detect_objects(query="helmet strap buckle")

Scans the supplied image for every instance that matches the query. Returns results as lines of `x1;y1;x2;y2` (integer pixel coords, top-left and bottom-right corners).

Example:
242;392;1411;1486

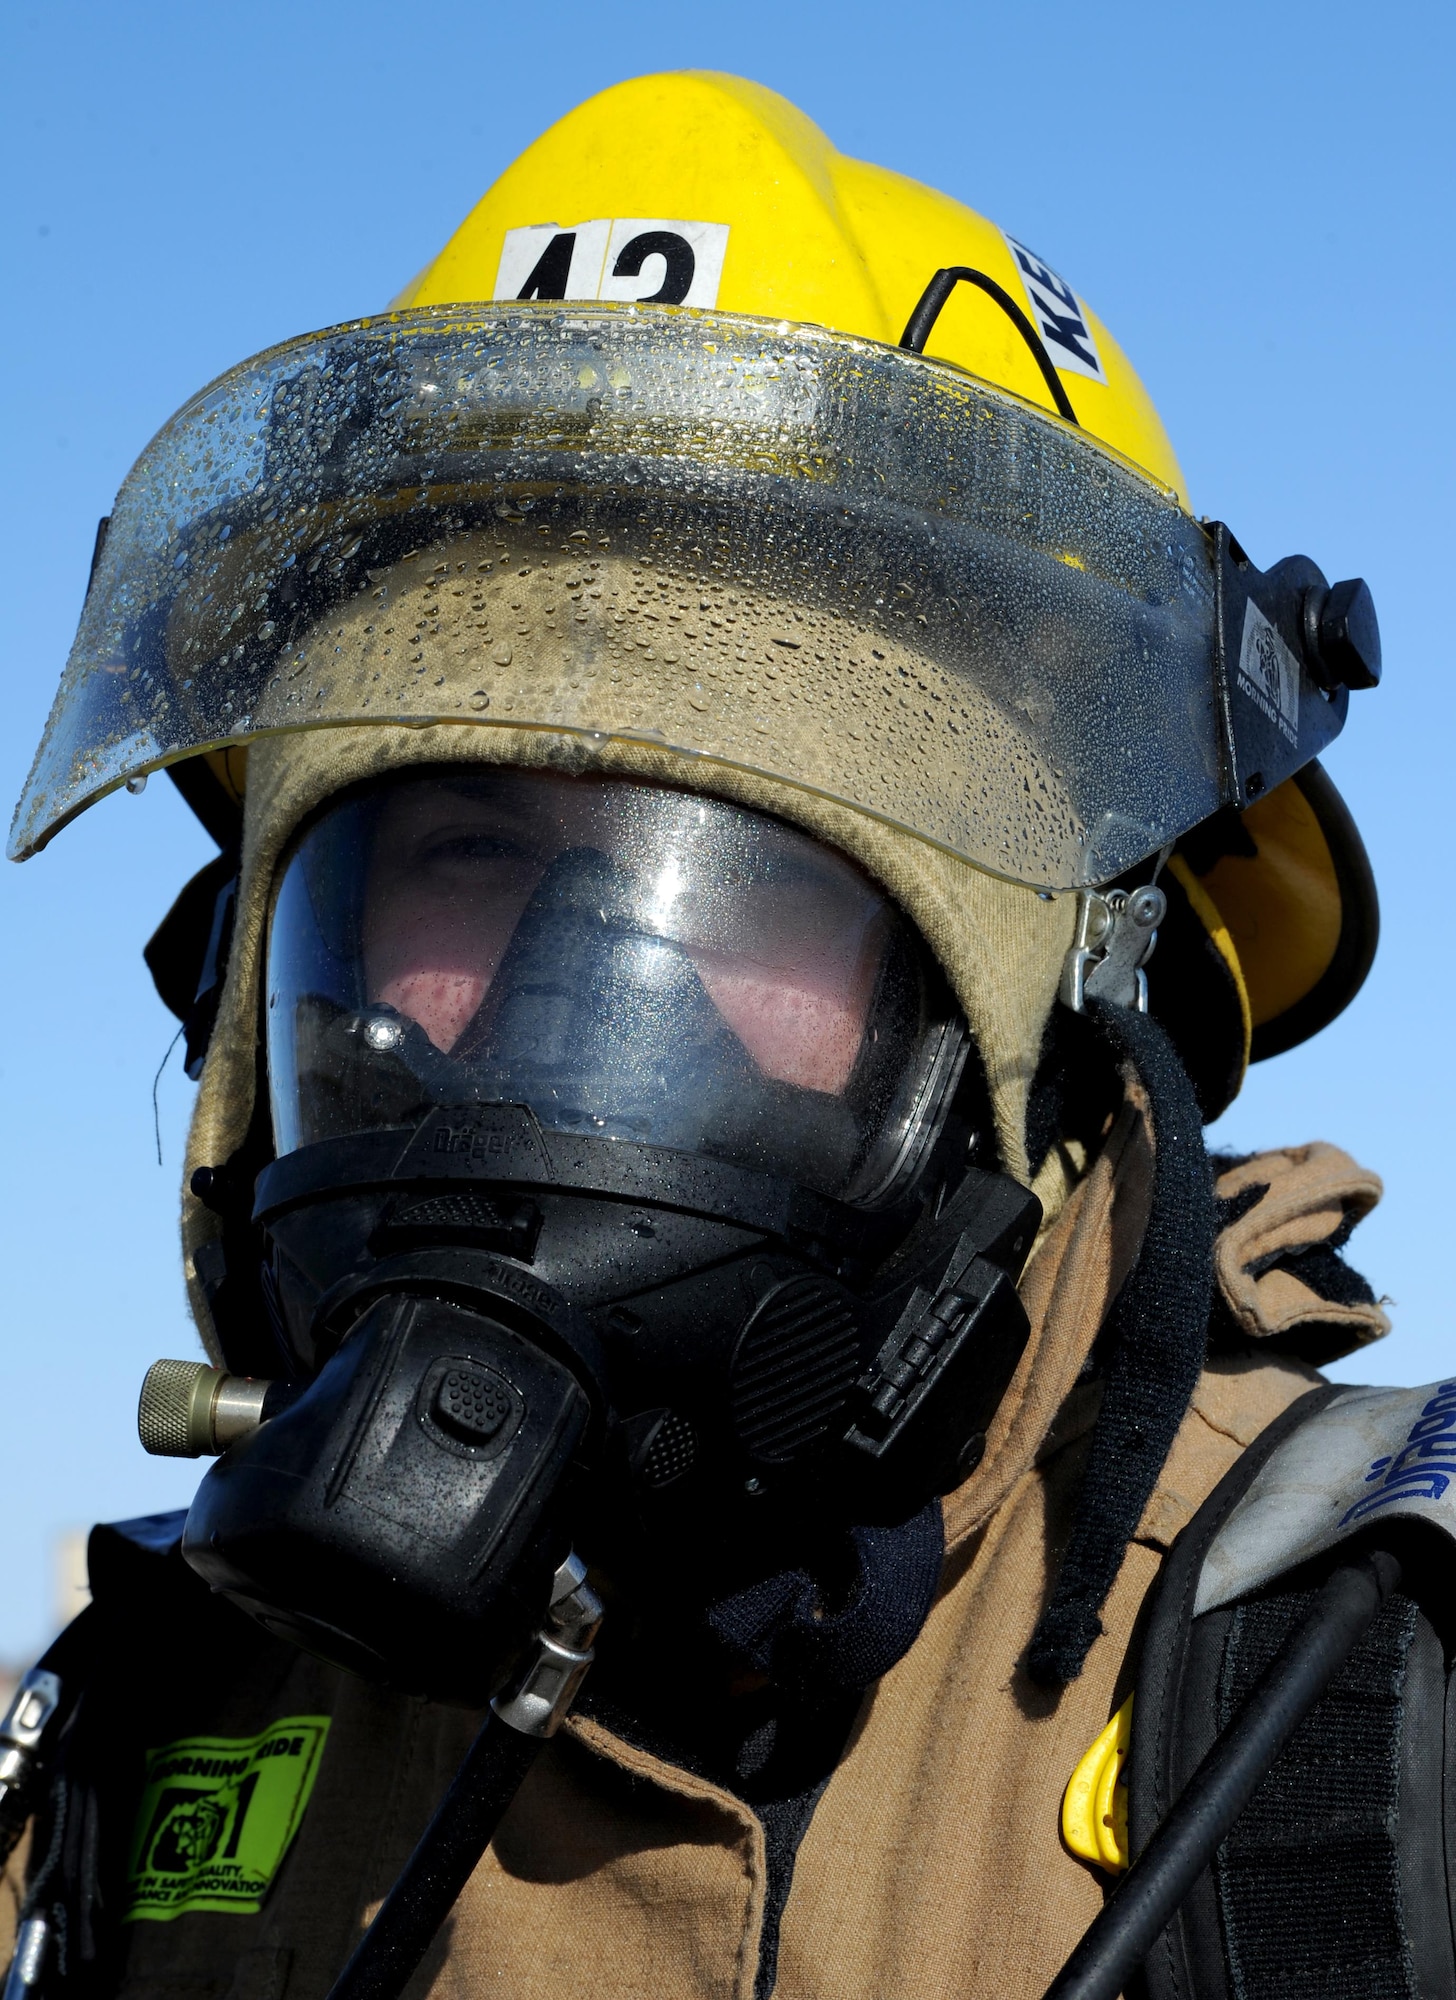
1060;884;1168;1015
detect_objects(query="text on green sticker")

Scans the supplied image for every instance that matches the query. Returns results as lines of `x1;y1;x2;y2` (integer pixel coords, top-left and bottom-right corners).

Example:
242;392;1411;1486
126;1716;330;1922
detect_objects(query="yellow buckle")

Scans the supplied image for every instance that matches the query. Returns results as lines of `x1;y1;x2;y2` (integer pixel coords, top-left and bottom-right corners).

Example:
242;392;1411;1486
1061;1693;1133;1873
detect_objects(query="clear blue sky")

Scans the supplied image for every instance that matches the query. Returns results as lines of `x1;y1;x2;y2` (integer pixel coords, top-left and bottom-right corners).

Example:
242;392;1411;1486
1;0;1451;1663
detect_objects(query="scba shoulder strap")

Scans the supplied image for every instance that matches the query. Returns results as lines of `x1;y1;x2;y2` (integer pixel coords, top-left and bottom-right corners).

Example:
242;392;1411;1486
1130;1379;1456;2000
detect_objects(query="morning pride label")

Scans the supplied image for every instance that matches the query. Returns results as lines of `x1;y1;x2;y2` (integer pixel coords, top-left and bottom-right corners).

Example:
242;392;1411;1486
126;1717;331;1921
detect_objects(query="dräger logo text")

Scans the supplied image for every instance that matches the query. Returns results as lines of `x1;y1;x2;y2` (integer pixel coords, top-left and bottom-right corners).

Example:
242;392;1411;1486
1341;1380;1456;1525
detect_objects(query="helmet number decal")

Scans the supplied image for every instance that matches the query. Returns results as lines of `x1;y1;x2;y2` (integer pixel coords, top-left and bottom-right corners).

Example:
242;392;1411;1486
1000;232;1107;383
495;219;730;309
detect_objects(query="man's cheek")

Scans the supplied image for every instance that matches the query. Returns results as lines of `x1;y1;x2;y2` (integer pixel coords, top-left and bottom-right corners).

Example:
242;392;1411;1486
364;897;517;1051
377;967;488;1053
695;962;862;1095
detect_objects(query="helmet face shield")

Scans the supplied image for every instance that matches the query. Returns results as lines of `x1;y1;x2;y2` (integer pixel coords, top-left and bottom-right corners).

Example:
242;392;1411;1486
266;769;967;1205
10;306;1351;885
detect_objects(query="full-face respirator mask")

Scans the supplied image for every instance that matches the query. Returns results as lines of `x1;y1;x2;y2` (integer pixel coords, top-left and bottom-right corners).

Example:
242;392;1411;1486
152;766;1040;1707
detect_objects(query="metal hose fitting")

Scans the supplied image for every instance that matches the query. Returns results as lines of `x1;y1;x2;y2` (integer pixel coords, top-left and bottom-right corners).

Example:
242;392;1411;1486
137;1359;277;1458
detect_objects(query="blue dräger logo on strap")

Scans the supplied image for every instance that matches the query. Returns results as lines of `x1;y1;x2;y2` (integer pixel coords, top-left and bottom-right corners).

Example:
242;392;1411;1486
1196;1382;1456;1617
1341;1379;1456;1526
126;1717;330;1922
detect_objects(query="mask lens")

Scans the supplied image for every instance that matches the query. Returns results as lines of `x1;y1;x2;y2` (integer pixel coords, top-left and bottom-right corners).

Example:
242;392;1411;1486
267;770;964;1203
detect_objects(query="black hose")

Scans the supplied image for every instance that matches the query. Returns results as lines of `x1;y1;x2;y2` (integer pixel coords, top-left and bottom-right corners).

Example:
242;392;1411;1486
1040;1548;1403;2000
899;267;1079;426
325;1713;541;2000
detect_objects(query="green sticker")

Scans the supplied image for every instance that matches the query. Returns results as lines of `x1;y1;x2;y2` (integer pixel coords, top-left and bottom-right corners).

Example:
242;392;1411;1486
126;1716;331;1922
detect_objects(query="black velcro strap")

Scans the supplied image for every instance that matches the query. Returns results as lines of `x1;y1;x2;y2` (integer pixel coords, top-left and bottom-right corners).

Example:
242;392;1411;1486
1027;1002;1213;1687
1212;1588;1421;2000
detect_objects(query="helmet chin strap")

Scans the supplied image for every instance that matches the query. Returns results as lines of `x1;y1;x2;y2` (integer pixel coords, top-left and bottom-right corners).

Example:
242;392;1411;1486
1027;996;1214;1688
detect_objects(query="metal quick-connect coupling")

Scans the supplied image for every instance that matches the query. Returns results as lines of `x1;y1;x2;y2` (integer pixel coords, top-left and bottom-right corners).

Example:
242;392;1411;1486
137;1359;281;1458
